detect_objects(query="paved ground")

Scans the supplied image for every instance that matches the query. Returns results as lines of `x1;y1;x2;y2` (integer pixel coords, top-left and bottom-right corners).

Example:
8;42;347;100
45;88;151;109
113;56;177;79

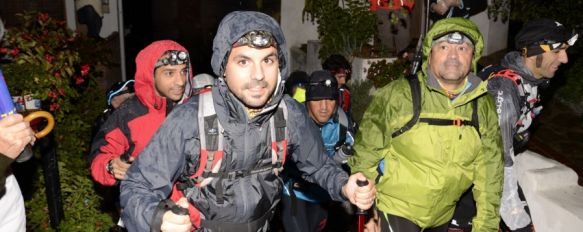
527;98;583;186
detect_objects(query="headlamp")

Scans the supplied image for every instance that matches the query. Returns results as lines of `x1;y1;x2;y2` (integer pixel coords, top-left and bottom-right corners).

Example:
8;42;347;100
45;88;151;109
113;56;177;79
534;33;579;53
309;79;337;88
155;50;189;68
233;30;276;48
432;31;474;48
446;32;464;44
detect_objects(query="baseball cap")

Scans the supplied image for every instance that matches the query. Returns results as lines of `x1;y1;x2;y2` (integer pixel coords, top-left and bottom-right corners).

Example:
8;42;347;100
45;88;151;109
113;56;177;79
306;70;338;101
515;18;578;57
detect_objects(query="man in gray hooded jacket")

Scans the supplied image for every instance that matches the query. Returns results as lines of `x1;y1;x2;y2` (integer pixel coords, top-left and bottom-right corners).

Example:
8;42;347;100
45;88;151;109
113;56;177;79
120;11;375;232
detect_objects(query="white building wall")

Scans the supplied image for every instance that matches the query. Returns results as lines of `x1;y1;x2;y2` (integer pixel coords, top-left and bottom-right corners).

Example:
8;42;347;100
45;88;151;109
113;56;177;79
280;0;319;72
470;10;509;56
65;0;120;38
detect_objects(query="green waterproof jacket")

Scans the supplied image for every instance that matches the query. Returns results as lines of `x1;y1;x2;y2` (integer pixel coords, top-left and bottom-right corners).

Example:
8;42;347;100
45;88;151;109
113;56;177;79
349;18;503;231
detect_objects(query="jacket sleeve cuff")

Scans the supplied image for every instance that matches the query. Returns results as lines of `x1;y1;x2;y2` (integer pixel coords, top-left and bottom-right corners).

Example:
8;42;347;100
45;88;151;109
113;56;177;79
149;199;173;232
335;174;350;202
90;155;117;186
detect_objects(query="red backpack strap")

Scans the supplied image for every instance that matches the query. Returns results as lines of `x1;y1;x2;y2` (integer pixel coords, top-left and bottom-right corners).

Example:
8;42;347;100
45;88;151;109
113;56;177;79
270;101;288;176
490;69;522;85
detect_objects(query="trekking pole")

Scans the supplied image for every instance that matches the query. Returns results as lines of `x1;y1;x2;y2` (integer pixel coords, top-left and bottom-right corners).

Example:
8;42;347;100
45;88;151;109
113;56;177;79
356;179;369;232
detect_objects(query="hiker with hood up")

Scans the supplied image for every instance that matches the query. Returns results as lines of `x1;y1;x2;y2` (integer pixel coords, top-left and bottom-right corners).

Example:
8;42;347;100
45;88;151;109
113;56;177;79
349;18;503;232
89;40;193;228
120;11;376;232
90;40;193;186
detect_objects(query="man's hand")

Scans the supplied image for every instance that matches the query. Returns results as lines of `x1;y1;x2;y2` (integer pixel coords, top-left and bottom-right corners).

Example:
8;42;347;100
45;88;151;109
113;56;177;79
161;197;192;232
0;114;35;158
110;156;134;180
342;172;376;210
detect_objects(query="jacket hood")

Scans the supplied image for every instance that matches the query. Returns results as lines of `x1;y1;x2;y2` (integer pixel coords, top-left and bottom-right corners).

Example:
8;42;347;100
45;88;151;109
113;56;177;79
422;17;484;75
211;11;289;79
134;40;193;110
210;11;289;122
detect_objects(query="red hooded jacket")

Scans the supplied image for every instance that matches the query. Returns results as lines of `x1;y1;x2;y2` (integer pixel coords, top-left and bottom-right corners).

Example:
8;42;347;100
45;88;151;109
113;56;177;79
89;40;192;186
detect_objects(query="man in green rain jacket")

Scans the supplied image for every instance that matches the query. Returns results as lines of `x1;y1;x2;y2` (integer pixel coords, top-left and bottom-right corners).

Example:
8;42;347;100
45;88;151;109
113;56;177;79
349;18;503;232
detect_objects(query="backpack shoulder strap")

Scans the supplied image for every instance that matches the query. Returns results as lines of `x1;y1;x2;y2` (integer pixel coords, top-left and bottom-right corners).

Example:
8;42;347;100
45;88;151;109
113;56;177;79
489;68;522;85
391;75;421;138
191;91;224;187
471;98;481;138
335;108;349;149
270;101;288;175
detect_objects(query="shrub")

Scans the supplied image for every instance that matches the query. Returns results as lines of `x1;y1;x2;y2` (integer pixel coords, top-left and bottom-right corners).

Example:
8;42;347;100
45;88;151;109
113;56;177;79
0;11;111;231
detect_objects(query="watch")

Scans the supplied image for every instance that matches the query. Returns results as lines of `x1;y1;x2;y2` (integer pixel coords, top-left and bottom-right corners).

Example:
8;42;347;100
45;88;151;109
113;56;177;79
106;159;114;174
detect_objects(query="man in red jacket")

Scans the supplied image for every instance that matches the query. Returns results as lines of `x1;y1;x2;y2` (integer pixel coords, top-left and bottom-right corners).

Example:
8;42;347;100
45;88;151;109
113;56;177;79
88;40;193;225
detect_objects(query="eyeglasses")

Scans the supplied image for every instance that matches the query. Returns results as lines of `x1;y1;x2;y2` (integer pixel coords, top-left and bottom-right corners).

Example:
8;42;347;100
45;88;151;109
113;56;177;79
233;30;277;48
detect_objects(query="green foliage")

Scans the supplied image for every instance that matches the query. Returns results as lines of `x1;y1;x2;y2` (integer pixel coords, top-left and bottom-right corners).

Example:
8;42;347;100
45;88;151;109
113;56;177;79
25;162;112;232
366;58;408;88
304;0;376;59
347;80;374;124
0;11;111;230
489;0;583;27
558;57;583;104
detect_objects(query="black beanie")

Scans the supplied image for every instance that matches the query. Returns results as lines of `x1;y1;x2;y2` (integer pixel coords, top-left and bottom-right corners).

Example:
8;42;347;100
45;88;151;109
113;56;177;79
515;18;577;57
306;70;338;101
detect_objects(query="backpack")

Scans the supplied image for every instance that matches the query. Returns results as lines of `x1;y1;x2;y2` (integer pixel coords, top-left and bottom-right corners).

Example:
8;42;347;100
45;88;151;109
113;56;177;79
479;65;536;149
391;74;481;138
166;90;289;229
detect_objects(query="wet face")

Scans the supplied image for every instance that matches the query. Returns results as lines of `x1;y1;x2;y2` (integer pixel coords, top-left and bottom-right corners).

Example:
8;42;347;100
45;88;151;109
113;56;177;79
428;41;473;90
154;64;188;102
307;99;337;125
224;46;279;109
525;45;569;79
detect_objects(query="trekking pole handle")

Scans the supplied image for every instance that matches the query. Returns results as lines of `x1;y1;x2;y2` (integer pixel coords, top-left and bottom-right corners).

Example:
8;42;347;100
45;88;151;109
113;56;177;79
355;179;369;215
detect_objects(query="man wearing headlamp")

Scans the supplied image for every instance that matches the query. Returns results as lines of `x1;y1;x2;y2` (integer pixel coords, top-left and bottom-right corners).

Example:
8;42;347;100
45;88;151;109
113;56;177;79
477;18;578;232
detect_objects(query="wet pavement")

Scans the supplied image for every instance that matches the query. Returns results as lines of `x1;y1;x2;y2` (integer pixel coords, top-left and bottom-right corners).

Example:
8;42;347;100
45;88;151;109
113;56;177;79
527;98;583;186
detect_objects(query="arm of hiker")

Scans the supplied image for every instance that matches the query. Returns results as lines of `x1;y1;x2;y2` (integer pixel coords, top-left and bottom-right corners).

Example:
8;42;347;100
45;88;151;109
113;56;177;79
121;105;197;232
471;96;504;232
89;110;131;186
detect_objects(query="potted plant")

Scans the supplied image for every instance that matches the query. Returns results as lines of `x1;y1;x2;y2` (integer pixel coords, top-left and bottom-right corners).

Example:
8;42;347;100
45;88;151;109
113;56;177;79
303;0;377;60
